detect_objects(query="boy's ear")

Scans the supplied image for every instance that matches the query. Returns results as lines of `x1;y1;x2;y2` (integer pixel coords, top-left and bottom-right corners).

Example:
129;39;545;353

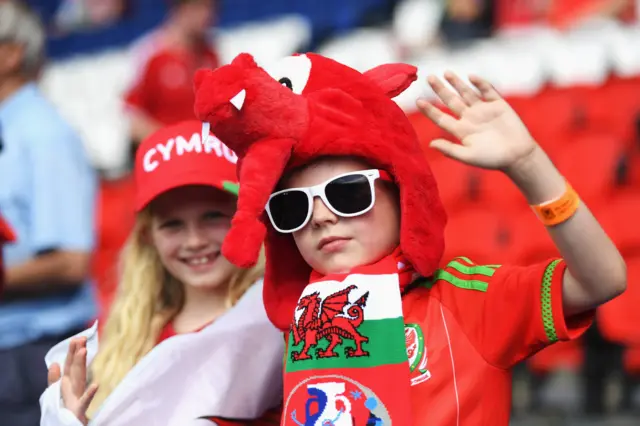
363;63;418;98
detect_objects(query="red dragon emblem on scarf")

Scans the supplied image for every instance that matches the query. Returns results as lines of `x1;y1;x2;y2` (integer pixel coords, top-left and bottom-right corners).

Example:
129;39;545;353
290;285;370;362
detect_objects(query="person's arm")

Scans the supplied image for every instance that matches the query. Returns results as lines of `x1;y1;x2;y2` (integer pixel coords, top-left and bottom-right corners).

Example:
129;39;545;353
417;72;626;317
6;251;90;289
504;146;626;316
6;125;97;290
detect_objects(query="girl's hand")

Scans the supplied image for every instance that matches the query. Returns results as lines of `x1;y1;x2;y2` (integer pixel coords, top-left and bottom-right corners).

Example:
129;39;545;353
48;337;98;426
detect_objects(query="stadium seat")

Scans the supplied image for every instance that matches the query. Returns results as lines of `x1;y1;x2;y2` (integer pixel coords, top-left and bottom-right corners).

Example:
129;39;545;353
476;169;529;217
528;340;584;374
507;209;559;266
553;131;624;206
442;207;511;265
590;189;640;256
598;255;640;346
428;154;478;214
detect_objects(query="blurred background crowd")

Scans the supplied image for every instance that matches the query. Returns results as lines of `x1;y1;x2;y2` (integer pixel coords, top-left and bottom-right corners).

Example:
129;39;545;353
1;0;639;424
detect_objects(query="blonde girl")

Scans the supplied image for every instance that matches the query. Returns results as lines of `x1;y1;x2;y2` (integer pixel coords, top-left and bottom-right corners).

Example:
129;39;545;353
40;121;283;426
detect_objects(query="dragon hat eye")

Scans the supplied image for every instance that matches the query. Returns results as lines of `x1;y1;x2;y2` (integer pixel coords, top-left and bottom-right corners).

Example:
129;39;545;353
263;55;311;95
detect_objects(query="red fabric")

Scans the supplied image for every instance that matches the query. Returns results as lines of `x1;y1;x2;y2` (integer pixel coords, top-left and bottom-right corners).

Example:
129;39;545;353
404;257;593;425
495;0;635;30
157;320;213;344
193;53;447;331
204;405;282;425
549;0;632;28
494;0;547;29
624;346;640;374
0;214;16;297
134;120;239;211
93;177;136;326
125;45;219;126
528;340;584;373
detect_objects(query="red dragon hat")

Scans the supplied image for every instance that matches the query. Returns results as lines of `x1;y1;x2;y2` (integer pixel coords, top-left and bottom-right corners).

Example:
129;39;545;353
193;53;446;331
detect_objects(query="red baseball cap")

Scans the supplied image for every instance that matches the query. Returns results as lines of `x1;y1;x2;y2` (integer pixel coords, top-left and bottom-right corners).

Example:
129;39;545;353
134;120;239;212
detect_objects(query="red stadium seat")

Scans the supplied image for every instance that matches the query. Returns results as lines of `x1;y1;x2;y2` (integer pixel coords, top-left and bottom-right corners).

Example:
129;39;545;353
442;207;511;266
553;131;624;206
428;154;478;214
507;209;560;266
591;190;640;256
476;169;529;216
528;339;584;374
598;255;640;346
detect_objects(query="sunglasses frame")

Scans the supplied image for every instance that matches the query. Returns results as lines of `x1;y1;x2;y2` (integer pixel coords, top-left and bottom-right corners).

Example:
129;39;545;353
265;169;392;234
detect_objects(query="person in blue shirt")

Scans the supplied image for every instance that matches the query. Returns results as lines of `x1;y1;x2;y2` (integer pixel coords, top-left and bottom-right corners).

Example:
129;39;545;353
0;2;98;425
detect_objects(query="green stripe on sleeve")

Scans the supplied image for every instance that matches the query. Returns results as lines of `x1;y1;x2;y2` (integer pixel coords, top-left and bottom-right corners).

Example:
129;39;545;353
447;260;498;278
541;259;562;343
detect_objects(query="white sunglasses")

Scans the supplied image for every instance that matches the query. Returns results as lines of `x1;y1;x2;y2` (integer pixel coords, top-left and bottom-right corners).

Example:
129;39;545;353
265;169;392;233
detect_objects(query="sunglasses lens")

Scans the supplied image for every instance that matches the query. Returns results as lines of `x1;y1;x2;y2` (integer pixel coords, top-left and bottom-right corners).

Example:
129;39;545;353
325;174;373;215
268;190;309;231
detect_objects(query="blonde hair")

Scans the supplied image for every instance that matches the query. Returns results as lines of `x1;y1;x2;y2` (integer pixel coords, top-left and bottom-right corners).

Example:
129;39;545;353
88;209;265;415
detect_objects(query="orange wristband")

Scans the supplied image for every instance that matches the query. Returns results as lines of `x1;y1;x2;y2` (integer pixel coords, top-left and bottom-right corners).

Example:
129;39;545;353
531;182;580;226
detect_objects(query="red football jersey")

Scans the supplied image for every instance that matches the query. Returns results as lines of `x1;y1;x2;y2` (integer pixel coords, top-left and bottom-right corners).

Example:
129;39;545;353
403;257;593;425
157;320;214;344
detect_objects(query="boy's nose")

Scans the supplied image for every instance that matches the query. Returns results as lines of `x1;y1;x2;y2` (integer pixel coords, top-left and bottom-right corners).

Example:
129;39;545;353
310;197;338;228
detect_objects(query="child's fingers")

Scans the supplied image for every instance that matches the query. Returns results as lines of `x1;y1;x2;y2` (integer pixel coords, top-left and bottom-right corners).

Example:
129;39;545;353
469;75;502;102
48;363;61;386
60;376;74;405
63;340;78;377
429;139;473;164
70;348;88;397
416;99;460;137
444;71;480;106
426;75;467;116
78;383;99;415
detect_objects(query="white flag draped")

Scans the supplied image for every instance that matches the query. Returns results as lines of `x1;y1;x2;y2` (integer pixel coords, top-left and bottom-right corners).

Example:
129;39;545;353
40;282;284;426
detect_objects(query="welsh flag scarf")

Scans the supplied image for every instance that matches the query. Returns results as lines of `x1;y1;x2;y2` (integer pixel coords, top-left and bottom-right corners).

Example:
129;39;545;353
282;248;416;426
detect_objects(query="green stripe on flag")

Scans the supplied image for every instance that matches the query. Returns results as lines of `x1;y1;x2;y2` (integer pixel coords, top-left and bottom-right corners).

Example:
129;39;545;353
285;317;406;373
434;269;489;292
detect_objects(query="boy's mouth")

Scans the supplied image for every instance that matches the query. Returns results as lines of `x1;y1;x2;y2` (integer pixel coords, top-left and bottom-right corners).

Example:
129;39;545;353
318;236;351;252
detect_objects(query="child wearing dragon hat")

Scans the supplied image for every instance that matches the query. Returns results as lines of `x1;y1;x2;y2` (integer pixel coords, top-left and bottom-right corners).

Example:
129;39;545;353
193;53;626;425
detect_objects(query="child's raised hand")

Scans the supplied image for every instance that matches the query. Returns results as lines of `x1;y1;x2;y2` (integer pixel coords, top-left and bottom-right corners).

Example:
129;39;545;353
55;337;99;425
417;72;537;171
